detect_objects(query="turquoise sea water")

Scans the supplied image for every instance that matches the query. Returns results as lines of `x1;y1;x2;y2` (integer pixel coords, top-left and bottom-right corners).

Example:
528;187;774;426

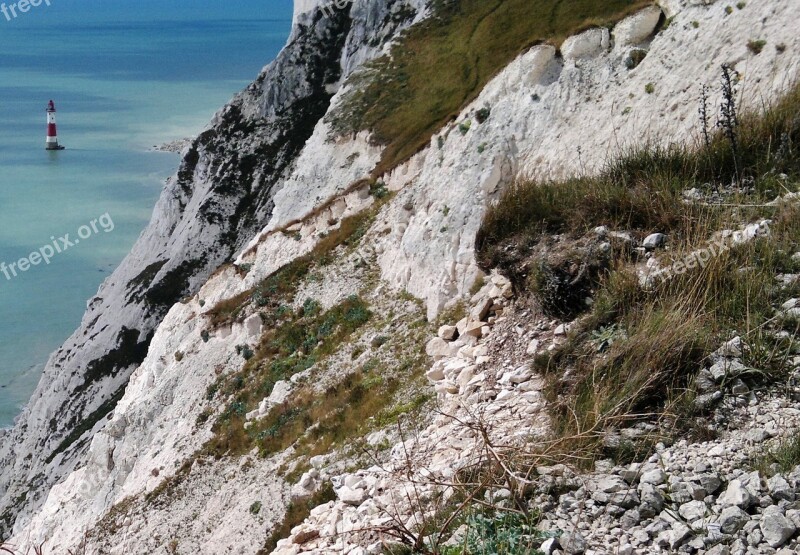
0;1;294;426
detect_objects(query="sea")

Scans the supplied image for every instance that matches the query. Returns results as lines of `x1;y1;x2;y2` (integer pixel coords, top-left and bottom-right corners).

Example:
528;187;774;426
0;0;294;426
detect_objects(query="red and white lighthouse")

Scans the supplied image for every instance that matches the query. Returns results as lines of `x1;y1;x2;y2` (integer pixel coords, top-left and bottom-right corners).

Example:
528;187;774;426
46;100;64;151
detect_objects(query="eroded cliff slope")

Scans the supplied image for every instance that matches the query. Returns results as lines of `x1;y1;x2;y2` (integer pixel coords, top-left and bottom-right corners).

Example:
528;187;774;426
3;0;799;553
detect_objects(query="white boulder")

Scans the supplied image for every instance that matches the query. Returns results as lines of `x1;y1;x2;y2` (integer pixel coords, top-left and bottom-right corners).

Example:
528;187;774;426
613;6;663;47
562;28;610;60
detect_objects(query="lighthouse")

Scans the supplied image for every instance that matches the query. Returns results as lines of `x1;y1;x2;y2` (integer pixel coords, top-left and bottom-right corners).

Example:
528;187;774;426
46;100;65;151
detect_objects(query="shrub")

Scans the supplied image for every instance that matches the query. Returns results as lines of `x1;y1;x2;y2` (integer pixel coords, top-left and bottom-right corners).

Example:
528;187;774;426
747;39;767;54
590;324;626;352
249;501;262;515
302;298;322;317
196;408;213;426
371;335;389;349
625;48;647;69
529;254;605;319
236;344;254;360
645;82;655;94
370;180;389;199
452;510;548;555
205;382;219;401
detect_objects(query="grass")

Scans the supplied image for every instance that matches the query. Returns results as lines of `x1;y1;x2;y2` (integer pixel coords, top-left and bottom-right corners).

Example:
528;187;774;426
374;392;432;428
754;432;800;476
469;275;486;296
537;273;710;456
476;81;800;270
204;295;374;458
204;281;433;461
194;175;434;554
257;481;336;554
476;146;720;272
436;300;468;329
252;368;398;458
327;0;652;175
476;79;800;466
248;326;430;460
536;253;766;462
206;208;375;328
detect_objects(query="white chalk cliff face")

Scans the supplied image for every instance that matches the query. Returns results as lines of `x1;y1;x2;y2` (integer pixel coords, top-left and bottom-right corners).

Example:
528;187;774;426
2;0;799;551
0;0;424;537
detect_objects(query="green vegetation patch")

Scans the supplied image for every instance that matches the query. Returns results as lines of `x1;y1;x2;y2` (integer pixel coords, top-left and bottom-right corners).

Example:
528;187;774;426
327;0;652;175
258;482;336;554
206;208;376;328
204;295;373;458
747;39;767;54
754;432;800;476
252;366;396;458
443;510;548;555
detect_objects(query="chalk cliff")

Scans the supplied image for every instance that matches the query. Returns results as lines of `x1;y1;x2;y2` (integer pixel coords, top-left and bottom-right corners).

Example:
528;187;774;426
2;0;798;552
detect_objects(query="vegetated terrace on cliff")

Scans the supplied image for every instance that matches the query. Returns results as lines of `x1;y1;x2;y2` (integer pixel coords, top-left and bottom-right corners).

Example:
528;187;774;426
326;0;654;175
